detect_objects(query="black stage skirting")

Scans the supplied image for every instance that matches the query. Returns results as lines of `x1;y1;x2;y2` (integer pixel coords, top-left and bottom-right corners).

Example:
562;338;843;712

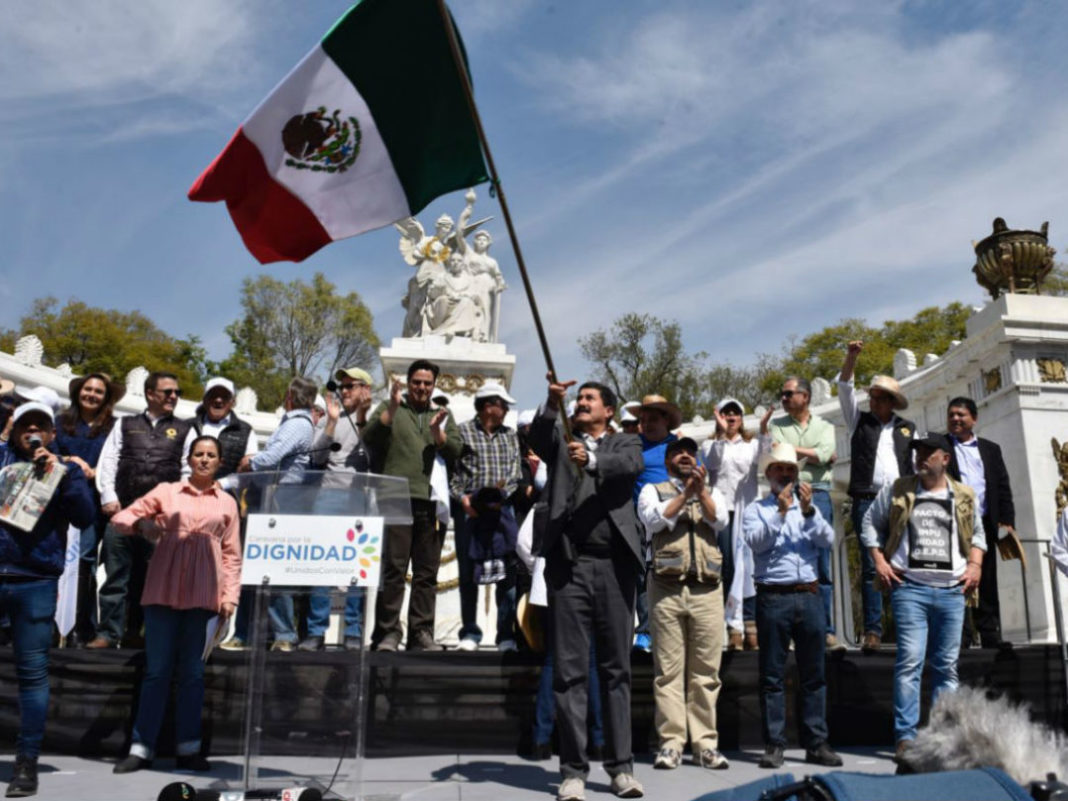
0;646;1063;757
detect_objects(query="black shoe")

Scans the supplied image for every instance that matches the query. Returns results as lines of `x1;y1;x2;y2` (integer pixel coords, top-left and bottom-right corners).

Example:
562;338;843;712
113;755;151;774
529;742;552;760
297;635;324;652
175;754;211;772
805;742;843;767
5;756;37;797
586;744;604;762
759;744;784;769
406;630;444;652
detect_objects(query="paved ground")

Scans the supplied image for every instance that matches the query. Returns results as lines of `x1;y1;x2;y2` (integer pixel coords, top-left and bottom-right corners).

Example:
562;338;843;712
0;747;899;800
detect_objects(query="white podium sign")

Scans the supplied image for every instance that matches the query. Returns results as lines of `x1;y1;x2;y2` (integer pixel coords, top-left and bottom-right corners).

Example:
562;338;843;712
241;513;384;588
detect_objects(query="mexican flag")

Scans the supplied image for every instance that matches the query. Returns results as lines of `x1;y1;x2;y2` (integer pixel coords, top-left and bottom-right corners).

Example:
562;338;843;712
189;0;489;264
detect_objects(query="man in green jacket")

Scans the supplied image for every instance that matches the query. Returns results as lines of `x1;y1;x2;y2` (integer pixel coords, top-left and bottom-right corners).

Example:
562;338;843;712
364;359;462;651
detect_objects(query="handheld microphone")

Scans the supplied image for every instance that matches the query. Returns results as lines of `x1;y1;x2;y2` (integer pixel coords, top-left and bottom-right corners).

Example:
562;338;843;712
158;783;248;801
27;434;46;478
325;379;338;393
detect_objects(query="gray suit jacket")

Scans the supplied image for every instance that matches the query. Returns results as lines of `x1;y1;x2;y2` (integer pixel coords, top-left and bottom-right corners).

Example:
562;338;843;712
527;406;644;567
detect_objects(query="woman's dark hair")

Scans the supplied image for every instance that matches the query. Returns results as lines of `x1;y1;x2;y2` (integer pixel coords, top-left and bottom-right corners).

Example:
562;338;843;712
187;435;222;463
60;374;118;439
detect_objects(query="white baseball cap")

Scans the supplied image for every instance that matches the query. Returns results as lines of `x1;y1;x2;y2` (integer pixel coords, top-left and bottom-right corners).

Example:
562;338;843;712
12;401;54;425
475;381;517;405
203;377;235;398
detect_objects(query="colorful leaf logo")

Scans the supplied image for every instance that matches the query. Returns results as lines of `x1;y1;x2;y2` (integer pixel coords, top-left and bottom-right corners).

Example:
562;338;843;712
346;529;355;542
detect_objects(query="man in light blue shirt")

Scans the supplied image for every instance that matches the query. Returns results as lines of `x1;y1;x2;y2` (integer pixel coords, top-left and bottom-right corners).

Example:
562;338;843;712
742;442;840;770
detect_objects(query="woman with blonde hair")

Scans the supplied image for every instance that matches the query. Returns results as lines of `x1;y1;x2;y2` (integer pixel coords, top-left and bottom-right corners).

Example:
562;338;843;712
701;398;773;650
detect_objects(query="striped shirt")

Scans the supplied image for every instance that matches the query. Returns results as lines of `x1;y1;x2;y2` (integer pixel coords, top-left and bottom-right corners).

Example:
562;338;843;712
111;480;241;612
250;409;314;483
449;418;521;500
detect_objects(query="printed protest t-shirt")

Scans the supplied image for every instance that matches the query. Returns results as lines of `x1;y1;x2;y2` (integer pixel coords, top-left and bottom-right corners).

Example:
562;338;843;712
889;487;966;587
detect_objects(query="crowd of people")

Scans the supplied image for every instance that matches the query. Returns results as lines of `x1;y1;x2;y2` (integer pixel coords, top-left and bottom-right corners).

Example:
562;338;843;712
0;338;1057;800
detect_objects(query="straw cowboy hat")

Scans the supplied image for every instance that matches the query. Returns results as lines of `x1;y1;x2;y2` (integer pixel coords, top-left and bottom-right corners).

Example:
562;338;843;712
758;442;800;475
867;375;908;411
638;394;682;430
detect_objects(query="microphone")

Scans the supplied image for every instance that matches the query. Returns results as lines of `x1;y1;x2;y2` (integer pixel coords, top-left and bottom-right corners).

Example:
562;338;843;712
325;379;338;393
27;434;47;478
157;783;322;801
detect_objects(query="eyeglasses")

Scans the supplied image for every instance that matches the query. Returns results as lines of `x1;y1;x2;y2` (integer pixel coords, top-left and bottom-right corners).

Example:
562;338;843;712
158;388;182;397
780;390;798;399
339;382;366;391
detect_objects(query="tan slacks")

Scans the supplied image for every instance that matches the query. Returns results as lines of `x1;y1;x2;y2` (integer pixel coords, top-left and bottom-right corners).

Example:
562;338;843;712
649;575;725;752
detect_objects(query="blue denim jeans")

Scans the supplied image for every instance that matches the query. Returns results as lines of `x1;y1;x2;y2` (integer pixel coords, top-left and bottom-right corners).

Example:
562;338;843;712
534;619;604;748
0;578;56;758
811;490;835;635
307;588;363;639
130;604;213;759
267;592;297;644
891;580;965;742
756;589;828;748
850;497;883;637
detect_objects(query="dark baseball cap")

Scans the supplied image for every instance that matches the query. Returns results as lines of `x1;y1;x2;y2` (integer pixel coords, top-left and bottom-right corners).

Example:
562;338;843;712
664;437;698;459
909;433;952;453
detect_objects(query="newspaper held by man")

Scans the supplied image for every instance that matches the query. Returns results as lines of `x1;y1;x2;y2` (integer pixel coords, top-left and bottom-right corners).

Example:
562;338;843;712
0;459;67;532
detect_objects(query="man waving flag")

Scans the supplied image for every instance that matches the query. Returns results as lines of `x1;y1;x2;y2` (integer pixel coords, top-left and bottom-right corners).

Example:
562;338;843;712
189;0;489;264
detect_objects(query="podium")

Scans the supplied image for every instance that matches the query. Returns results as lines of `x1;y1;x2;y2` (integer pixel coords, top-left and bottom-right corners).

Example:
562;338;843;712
226;470;411;800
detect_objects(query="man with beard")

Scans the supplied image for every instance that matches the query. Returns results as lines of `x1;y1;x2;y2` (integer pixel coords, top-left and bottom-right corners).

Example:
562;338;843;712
637;437;729;771
743;442;841;770
528;375;644;800
860;433;985;764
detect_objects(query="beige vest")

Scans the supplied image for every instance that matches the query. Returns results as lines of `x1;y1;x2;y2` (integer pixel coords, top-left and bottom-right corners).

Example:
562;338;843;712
881;474;979;606
650;481;723;585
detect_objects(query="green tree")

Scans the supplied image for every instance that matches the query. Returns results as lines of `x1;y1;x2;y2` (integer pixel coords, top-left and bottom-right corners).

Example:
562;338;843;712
7;297;207;393
579;313;705;418
216;273;380;409
1044;263;1068;296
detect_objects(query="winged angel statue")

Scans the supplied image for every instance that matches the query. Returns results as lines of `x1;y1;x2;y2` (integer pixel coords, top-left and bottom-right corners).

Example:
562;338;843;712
394;189;505;342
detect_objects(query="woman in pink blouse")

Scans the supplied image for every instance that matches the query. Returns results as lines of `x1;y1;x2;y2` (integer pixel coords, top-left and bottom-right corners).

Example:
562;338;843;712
111;435;241;774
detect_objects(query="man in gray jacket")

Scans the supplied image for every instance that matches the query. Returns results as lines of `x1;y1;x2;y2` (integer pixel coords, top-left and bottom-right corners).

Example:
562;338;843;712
528;374;644;801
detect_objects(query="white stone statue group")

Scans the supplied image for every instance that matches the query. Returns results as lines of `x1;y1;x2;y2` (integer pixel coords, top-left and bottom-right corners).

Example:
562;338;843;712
395;189;506;343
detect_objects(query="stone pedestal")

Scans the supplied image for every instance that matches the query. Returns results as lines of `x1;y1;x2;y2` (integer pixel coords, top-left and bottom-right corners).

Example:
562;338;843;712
378;334;517;646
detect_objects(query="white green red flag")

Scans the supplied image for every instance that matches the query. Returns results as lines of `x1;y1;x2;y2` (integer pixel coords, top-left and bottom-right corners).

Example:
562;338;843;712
189;0;489;264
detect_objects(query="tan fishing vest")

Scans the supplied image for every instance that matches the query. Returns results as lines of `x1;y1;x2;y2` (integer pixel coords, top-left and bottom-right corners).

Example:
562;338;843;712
650;481;723;585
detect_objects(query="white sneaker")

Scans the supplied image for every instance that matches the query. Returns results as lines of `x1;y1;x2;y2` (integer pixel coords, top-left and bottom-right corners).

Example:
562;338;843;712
497;639;518;653
558;776;585;801
610;772;644;798
455;638;479;651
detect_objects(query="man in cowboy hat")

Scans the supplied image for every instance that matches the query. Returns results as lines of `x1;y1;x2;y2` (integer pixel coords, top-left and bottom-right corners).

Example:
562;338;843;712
839;341;916;653
743;442;841;770
632;394;681;653
765;377;841;650
859;432;985;764
450;380;523;652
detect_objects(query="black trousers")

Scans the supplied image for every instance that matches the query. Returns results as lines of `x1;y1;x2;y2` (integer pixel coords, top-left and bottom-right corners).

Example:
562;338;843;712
372;498;443;645
966;517;1002;646
546;548;637;780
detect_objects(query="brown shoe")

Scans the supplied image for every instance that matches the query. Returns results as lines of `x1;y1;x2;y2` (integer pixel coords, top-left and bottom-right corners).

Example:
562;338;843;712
85;636;114;649
744;620;759;651
862;632;882;653
727;630;743;651
894;739;913;765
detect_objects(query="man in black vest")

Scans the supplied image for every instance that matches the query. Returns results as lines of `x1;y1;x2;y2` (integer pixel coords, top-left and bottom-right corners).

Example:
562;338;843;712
88;371;193;648
187;377;256;489
838;341;915;653
946;397;1015;648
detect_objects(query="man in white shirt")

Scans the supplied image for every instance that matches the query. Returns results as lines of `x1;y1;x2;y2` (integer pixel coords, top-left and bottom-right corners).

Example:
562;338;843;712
637;437;730;771
838;341;915;653
860;433;985;765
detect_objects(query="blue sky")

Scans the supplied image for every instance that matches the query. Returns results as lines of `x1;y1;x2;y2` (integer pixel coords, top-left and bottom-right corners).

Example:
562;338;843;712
3;1;1067;410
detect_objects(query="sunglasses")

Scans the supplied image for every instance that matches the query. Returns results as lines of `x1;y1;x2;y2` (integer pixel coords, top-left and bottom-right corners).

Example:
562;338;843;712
158;388;182;398
780;390;799;399
339;382;366;391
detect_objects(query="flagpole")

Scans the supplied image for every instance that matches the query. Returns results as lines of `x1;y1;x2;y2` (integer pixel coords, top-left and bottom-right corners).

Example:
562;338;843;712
434;0;574;439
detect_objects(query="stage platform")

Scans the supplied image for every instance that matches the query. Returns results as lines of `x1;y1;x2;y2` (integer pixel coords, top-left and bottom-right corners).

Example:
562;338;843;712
0;644;1064;762
0;747;901;801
